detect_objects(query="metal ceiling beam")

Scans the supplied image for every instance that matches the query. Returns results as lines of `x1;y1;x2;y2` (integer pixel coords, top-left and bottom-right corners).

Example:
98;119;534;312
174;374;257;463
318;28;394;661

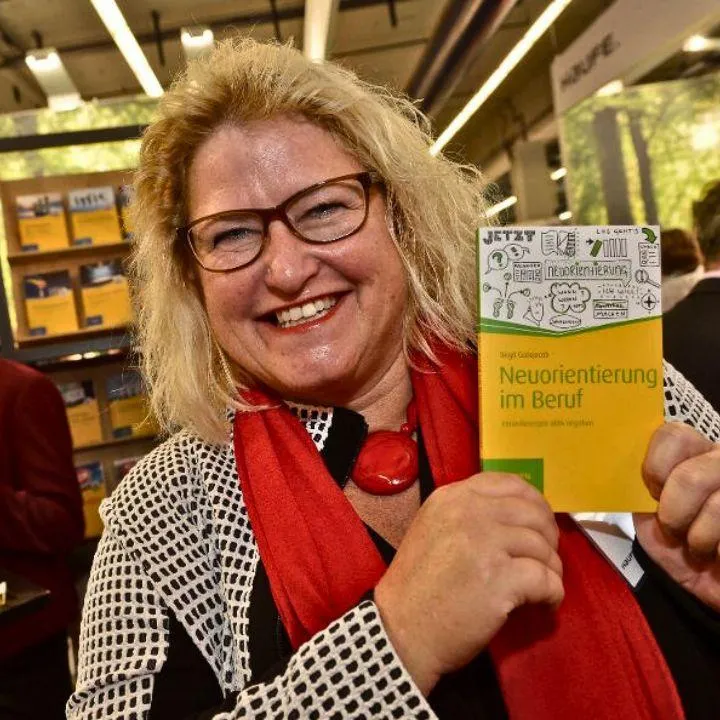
0;0;408;71
405;0;519;116
304;0;340;62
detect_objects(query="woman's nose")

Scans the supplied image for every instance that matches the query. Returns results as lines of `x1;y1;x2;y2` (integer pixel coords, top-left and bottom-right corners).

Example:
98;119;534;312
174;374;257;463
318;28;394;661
262;218;320;295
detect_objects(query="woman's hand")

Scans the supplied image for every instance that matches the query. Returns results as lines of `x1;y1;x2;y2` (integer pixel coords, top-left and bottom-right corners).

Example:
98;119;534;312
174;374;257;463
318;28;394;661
634;422;720;611
374;473;563;696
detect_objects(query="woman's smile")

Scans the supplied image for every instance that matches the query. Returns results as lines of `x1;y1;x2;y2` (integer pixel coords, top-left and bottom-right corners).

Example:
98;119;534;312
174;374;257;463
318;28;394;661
263;292;343;330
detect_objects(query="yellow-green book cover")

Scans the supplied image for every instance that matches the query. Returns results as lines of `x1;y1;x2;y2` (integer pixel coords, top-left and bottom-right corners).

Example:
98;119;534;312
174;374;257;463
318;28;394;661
478;225;663;512
106;370;157;439
57;380;103;448
68;186;123;246
16;193;70;251
75;461;105;539
79;259;132;328
23;270;79;336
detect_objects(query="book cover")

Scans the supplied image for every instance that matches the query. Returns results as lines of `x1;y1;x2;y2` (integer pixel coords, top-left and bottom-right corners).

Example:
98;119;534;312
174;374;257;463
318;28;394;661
16;192;70;252
117;184;134;241
75;460;106;539
57;380;103;447
79;259;132;328
23;270;79;336
68;186;123;246
477;225;663;512
106;370;157;439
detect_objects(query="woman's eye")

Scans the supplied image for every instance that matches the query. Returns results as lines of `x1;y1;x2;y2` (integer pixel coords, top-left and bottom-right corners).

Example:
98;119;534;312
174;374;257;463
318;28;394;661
305;201;345;220
212;227;260;247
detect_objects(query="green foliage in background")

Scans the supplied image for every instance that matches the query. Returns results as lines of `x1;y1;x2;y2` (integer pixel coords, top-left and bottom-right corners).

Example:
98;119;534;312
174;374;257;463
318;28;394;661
561;73;720;229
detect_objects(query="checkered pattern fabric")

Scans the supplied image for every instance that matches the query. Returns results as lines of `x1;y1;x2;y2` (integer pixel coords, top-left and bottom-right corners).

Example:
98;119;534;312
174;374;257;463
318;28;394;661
67;361;719;719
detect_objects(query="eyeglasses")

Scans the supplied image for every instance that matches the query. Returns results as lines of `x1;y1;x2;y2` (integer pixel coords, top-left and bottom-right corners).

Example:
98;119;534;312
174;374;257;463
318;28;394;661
178;171;381;273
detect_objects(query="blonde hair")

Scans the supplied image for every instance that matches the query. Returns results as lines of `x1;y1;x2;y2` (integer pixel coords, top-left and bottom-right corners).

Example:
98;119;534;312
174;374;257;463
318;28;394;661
132;37;486;445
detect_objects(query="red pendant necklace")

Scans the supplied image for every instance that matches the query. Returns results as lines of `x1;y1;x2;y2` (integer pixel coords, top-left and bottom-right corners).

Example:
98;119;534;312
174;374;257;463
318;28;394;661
350;399;418;495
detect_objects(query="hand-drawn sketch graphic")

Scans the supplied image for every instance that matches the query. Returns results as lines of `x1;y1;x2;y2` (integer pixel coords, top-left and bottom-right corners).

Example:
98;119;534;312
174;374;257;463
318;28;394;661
635;268;660;288
549;282;591;314
602;238;628;257
486;248;510;272
639;290;659;313
542;230;576;257
483;273;531;319
523;297;545;326
480;226;661;333
638;242;660;266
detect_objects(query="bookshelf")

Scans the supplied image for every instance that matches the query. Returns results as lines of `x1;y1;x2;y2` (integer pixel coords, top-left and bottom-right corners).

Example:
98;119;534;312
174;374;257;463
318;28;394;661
1;169;133;351
0;168;160;540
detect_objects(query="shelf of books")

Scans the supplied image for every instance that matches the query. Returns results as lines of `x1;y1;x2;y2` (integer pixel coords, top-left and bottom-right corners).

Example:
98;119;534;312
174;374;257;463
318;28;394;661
52;358;159;539
0;170;134;350
0;168;160;539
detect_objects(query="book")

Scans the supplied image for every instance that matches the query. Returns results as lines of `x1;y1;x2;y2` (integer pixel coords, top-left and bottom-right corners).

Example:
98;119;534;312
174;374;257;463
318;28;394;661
106;370;157;439
477;225;664;512
68;186;123;246
23;270;79;336
117;184;134;241
75;460;106;539
15;192;70;252
79;259;132;328
56;380;103;447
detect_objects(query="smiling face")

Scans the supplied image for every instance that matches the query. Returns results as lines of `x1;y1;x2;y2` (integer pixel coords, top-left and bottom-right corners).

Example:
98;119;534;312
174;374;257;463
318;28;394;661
186;116;409;405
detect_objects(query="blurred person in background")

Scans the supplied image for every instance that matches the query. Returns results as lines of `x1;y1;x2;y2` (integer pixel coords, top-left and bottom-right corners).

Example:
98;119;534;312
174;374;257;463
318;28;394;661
660;228;704;312
0;358;84;719
664;181;720;411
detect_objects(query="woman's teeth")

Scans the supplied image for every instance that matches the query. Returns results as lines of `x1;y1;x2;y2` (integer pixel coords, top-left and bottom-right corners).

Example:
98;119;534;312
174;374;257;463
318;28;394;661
275;296;338;328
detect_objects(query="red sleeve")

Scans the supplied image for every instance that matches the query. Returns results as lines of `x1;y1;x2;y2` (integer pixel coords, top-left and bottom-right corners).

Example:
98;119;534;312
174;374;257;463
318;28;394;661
0;371;84;554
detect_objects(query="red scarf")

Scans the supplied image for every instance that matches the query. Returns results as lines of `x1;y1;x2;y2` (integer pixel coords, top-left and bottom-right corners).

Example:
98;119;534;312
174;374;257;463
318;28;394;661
234;346;684;719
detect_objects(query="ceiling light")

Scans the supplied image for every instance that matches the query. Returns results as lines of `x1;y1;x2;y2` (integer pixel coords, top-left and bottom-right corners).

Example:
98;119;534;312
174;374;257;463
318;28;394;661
304;0;339;63
558;210;573;221
89;0;163;97
485;195;518;219
25;48;82;112
181;26;214;61
430;0;574;155
595;79;624;97
550;167;567;181
682;35;720;52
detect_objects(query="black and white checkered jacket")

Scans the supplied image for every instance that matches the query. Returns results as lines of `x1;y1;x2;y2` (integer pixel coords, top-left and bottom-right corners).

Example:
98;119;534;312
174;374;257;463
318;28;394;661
67;363;720;719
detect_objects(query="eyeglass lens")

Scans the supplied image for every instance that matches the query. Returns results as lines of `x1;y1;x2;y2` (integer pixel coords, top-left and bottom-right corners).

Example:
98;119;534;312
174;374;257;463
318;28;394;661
189;177;368;271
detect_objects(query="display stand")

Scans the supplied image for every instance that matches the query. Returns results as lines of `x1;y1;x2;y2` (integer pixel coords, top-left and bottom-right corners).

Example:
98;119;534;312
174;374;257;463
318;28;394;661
0;162;158;540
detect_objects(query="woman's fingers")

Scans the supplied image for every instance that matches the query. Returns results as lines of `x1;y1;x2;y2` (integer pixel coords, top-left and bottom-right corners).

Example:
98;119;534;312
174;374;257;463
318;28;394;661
657;444;720;536
642;422;714;500
500;525;563;577
686;489;720;558
504;557;565;610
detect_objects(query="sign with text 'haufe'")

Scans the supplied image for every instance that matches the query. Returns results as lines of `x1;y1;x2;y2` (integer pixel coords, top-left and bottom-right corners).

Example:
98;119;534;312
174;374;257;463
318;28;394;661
551;0;720;114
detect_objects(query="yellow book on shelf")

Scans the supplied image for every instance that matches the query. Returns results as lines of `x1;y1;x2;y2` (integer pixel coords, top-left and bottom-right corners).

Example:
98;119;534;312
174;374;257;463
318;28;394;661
75;461;106;539
16;193;70;252
477;225;664;512
79;260;132;328
106;371;157;439
57;381;103;448
68;186;123;246
23;270;79;337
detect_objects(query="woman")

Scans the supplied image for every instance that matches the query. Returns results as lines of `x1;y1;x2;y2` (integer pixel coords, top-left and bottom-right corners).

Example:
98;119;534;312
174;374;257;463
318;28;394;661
68;39;720;719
